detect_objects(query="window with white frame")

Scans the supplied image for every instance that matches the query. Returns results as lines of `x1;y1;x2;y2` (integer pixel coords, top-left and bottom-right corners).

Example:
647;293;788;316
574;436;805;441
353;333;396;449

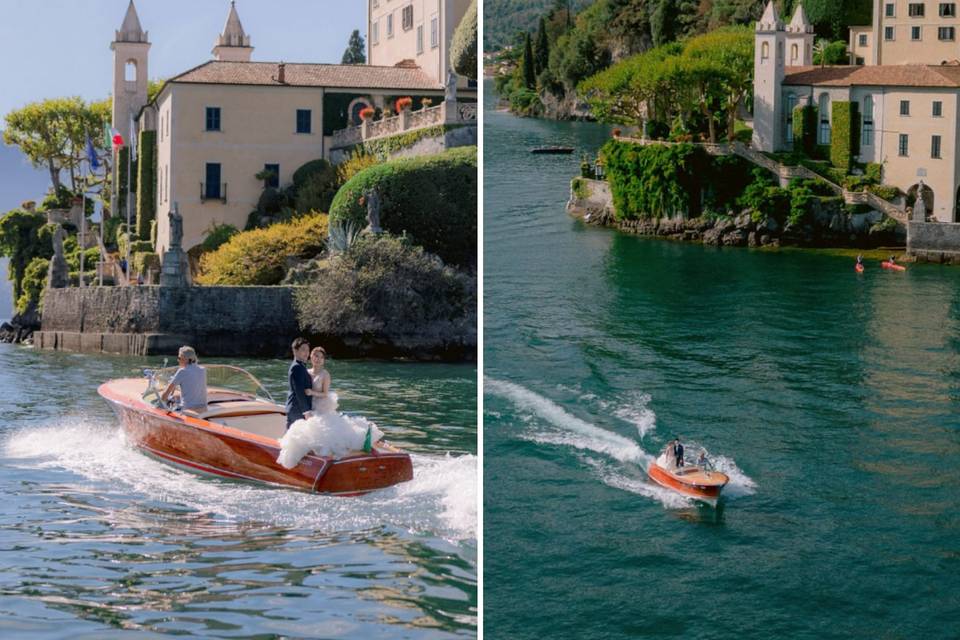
431;15;439;48
858;33;868;46
402;5;413;31
909;3;926;16
939;26;956;39
934;100;943;116
785;94;797;143
862;96;874;146
387;12;394;38
818;93;831;144
912;25;922;39
886;2;895;16
932;134;942;158
901;99;911;115
885;26;895;40
417;24;424;54
899;133;909;156
372;20;379;45
940;2;956;16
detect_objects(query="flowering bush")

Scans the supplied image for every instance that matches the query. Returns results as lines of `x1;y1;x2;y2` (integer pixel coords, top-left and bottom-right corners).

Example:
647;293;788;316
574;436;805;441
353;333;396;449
421;97;433;108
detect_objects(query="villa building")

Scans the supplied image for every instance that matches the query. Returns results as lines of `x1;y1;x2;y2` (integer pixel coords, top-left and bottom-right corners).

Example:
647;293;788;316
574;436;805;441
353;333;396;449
367;0;474;89
111;1;472;255
753;0;960;222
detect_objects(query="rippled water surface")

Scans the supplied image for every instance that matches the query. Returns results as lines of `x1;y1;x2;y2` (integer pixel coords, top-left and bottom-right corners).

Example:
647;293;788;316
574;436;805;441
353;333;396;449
483;80;960;639
0;345;476;638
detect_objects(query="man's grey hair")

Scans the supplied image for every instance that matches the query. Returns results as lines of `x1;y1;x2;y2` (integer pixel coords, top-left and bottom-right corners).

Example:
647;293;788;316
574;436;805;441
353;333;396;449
178;346;198;363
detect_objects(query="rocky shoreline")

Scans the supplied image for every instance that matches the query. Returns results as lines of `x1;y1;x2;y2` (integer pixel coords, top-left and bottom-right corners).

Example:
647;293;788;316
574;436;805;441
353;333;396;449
0;304;40;346
568;177;904;250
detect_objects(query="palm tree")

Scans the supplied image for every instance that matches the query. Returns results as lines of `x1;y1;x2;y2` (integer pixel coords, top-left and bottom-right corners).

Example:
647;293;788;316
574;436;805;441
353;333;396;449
814;38;829;69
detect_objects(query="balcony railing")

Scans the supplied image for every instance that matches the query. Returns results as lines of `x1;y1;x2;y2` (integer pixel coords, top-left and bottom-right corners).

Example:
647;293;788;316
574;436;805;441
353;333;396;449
200;182;227;203
330;100;478;149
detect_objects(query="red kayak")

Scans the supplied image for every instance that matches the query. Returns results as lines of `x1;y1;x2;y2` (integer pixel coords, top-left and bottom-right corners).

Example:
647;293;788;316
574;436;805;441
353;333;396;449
881;261;906;271
855;263;864;273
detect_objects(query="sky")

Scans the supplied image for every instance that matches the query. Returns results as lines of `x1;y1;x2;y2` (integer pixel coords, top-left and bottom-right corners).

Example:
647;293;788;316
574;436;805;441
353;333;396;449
0;0;368;120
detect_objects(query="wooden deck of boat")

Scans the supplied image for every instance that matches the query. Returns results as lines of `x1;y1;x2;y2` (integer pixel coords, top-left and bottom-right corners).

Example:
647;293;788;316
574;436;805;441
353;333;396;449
672;466;728;486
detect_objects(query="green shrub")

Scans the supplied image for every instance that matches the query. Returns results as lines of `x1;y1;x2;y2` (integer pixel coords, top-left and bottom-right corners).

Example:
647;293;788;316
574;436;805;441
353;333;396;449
295;169;339;214
830;101;859;170
131;251;160;276
572;178;591;200
136;129;157;239
0;209;49;301
197;213;329;285
292;159;335;190
256;188;285;215
15;256;49;314
792;105;817;155
39;185;75;211
788;185;814;226
868;184;900;200
200;223;238;253
738;170;790;223
336;150;379;186
293;234;476;343
864;162;882;182
509;88;541;116
328;147;477;266
66;246;100;272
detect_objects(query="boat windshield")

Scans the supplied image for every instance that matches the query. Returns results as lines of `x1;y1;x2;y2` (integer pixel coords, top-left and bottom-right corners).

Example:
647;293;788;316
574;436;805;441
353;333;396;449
146;364;275;403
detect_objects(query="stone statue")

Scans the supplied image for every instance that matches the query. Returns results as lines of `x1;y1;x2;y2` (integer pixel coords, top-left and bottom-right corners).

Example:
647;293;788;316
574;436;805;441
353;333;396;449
169;205;183;250
912;181;927;222
47;224;69;289
445;68;458;103
364;188;383;234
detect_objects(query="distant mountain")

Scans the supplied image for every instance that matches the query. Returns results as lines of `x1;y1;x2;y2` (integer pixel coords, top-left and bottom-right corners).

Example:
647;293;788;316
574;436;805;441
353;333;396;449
484;0;592;51
0;136;51;322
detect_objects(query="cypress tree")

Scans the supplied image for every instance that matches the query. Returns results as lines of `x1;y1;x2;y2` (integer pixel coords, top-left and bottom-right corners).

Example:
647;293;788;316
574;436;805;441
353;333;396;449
535;17;549;75
522;32;536;89
341;29;366;64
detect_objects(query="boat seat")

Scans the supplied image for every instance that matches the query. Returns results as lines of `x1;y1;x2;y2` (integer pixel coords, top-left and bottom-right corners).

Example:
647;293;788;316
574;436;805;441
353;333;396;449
198;400;286;420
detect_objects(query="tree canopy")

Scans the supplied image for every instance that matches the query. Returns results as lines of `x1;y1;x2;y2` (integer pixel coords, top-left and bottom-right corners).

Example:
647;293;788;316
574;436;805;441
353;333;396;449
451;0;478;80
342;29;366;64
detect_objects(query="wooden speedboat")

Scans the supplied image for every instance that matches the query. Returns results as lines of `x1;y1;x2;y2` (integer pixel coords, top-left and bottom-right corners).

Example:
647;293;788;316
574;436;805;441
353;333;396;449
530;145;575;154
97;365;413;496
647;453;729;502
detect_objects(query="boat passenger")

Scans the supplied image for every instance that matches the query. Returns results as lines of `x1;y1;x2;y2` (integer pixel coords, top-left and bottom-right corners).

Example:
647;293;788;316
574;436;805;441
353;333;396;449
697;451;708;468
856;254;863;266
160;346;207;412
889;255;896;264
286;337;313;429
674;437;684;468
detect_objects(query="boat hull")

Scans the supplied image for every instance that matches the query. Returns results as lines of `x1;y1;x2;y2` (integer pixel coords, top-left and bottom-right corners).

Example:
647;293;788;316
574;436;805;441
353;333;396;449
647;462;727;501
99;380;413;496
881;261;906;271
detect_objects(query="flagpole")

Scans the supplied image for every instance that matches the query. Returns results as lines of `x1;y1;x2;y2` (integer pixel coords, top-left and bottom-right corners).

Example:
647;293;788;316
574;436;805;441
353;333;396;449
98;153;104;287
126;111;133;286
80;159;86;289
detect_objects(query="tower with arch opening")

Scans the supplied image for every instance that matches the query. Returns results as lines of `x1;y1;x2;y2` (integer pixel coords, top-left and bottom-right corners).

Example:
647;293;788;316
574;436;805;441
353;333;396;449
111;1;150;135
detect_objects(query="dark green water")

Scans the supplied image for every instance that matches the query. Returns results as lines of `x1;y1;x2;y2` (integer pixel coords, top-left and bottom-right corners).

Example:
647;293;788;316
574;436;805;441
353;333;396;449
483;80;960;639
0;345;476;637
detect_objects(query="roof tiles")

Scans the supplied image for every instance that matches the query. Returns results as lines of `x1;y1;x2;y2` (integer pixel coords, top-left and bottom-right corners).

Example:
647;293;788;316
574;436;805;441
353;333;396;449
784;64;960;88
170;60;442;90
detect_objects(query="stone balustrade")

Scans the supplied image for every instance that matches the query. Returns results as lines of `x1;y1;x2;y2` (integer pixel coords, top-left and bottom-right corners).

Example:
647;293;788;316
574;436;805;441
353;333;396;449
330;100;478;150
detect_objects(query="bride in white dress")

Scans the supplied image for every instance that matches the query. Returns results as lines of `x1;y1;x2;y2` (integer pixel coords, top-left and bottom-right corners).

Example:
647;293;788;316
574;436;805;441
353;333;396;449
276;346;384;469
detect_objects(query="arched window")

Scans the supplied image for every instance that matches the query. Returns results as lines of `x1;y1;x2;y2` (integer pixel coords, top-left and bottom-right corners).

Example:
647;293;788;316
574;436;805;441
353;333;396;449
791;44;799;64
761;42;770;61
786;94;797;143
862;95;874;146
125;60;137;82
818;93;831;144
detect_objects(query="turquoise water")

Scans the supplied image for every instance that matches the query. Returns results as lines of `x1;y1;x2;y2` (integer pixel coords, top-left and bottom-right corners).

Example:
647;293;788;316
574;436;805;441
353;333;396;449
483;80;960;638
0;345;476;637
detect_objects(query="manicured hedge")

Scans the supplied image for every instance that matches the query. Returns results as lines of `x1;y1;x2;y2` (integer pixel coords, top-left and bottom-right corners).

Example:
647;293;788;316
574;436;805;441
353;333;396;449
136;130;157;241
328;146;477;266
830;101;859;170
196;213;328;285
792;105;817;155
132;251;160;277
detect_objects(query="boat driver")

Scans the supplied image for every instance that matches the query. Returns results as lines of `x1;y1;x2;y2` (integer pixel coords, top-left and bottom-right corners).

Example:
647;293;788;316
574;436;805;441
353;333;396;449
160;346;208;412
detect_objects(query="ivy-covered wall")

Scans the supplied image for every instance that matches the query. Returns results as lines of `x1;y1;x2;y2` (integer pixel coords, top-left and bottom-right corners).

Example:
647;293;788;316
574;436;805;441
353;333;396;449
830;101;859;170
601;140;754;220
136;130;157;242
792;105;817;156
116;146;129;220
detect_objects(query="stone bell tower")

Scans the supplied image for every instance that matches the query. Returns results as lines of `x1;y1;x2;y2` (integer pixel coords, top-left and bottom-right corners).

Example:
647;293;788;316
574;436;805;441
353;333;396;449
111;0;150;133
752;1;785;153
213;1;254;62
785;3;814;66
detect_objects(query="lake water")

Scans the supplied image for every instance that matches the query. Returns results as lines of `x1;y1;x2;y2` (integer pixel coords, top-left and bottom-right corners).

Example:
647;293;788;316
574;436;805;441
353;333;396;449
0;345;476;638
483;80;960;638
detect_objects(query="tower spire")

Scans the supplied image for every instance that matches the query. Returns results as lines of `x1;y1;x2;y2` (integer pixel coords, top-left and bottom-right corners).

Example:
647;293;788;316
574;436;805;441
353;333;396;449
115;0;148;43
213;1;253;61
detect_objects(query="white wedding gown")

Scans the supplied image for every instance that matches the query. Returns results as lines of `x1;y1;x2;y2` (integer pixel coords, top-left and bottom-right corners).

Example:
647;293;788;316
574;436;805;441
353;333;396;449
275;387;385;469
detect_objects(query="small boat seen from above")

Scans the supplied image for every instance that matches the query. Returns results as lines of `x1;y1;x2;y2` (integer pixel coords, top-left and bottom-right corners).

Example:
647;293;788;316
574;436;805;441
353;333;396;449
98;365;413;496
647;445;729;502
530;145;575;154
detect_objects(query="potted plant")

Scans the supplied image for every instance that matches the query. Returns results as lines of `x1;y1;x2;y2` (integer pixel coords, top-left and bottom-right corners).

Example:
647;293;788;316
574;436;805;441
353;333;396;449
359;106;375;121
395;96;413;112
421;97;433;109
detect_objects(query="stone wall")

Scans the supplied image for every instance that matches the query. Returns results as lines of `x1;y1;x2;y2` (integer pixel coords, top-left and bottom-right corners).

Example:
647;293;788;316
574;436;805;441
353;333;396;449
907;221;960;263
329;125;477;164
37;286;298;357
566;178;615;224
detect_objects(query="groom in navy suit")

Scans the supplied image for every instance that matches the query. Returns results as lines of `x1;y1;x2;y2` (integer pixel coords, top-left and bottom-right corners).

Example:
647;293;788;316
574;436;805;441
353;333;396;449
286;337;313;429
